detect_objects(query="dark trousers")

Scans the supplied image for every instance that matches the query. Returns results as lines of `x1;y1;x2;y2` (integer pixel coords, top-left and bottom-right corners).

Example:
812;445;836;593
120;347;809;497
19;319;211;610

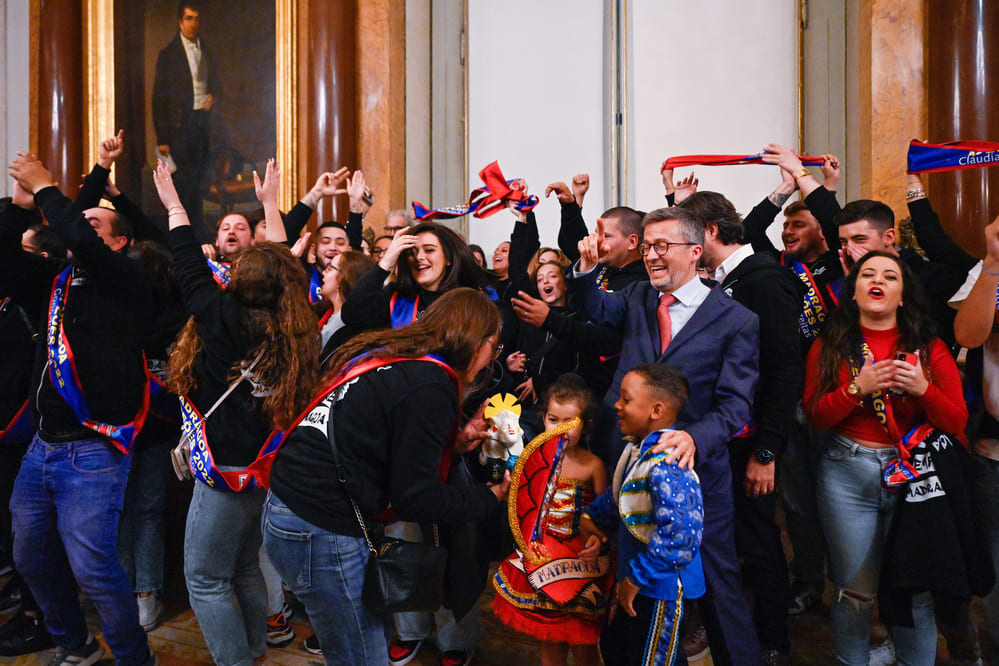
697;455;763;666
730;442;791;654
601;594;688;666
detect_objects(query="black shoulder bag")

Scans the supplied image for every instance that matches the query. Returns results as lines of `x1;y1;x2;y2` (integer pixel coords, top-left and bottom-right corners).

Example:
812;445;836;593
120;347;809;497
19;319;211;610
326;406;448;614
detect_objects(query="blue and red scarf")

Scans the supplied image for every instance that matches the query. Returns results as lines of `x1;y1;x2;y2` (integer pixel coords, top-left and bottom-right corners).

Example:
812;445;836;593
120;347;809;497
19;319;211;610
0;401;32;446
781;253;839;340
249;353;459;489
662;153;826;169
309;266;323;304
46;266;149;454
179;389;285;494
907;139;999;174
206;257;231;287
413;161;539;221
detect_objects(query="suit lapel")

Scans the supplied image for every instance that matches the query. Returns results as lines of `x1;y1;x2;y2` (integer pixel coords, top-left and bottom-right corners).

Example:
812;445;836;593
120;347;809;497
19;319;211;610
644;286;662;358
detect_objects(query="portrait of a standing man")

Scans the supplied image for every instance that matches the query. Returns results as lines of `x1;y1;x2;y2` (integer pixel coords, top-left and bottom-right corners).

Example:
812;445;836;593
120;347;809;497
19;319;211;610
152;2;220;234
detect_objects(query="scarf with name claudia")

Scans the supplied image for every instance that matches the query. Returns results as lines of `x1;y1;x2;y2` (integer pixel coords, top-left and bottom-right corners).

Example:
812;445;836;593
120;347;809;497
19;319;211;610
907;139;999;174
46;266;150;453
413;161;539;221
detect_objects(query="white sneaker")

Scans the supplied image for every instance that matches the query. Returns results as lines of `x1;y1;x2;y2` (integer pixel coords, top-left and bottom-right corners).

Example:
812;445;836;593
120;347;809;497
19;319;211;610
868;637;896;666
137;593;163;632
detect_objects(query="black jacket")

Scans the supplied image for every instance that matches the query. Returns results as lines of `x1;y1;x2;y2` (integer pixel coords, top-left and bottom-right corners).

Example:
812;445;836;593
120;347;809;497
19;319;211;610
169;225;272;465
0;186;151;441
270;360;502;536
720;251;805;455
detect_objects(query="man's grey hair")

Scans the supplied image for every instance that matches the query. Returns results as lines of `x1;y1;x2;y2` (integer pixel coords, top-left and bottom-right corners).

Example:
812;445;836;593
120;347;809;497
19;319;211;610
641;207;704;246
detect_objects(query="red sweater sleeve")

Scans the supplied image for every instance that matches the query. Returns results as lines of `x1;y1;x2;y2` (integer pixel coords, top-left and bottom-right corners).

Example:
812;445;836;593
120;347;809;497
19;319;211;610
803;339;861;430
803;336;968;437
914;338;967;434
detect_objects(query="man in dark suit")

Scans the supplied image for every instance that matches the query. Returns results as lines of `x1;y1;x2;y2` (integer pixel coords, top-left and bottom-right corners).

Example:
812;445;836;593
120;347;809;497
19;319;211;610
152;2;220;236
569;206;763;665
683;191;805;665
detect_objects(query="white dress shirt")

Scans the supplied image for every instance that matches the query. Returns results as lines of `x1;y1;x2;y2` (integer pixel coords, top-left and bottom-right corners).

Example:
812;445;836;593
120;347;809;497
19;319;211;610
181;34;210;110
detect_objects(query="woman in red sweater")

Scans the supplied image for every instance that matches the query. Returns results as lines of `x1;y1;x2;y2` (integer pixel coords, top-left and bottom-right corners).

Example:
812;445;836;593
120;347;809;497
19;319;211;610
804;251;967;665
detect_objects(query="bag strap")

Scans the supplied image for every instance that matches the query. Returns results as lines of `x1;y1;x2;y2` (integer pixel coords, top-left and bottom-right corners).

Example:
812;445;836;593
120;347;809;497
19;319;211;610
323;379;439;555
202;350;264;422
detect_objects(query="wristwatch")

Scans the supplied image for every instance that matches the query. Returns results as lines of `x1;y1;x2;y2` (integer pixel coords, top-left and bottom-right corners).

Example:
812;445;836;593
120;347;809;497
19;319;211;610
792;167;810;180
754;448;775;465
847;382;862;397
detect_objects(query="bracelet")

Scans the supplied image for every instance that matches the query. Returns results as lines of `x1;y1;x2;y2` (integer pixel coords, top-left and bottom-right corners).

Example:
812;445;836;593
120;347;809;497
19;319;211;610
905;188;927;202
983;264;999;278
792;168;810;180
841;385;864;406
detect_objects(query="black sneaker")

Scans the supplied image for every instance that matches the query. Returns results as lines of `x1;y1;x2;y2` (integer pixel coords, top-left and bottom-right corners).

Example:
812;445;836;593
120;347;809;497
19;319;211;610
303;634;322;655
44;631;104;666
0;612;55;656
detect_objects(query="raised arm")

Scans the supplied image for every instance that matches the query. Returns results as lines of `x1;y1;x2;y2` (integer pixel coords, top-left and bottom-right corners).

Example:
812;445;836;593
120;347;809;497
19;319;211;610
550;176;590;261
10;153;148;305
345;170;370;250
254;158;286;243
0;181;54;319
284;167;350;239
506;186;540;298
955;215;999;348
153;160;226;328
743;169;797;253
905;173;979;275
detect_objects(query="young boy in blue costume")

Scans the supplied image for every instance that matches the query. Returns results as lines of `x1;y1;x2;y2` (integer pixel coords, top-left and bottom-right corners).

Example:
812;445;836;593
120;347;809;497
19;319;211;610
580;364;705;666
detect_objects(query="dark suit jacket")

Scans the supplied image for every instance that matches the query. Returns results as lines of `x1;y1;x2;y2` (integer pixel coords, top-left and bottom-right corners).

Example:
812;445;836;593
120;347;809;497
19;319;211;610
569;270;760;484
152;33;220;148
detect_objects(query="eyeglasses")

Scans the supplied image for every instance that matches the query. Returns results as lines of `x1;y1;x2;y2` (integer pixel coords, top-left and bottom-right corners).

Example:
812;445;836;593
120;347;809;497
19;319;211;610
384;225;409;235
639;241;696;257
322;263;341;274
371;247;386;257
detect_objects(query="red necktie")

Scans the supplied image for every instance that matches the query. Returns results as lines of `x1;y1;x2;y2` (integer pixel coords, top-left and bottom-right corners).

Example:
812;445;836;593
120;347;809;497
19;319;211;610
658;293;676;353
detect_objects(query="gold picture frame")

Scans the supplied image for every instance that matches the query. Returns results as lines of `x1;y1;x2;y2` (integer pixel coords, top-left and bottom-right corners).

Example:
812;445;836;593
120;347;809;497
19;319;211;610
84;0;298;211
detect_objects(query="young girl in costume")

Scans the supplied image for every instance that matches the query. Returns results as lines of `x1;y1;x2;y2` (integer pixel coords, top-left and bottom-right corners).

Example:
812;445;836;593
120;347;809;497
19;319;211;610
492;373;611;666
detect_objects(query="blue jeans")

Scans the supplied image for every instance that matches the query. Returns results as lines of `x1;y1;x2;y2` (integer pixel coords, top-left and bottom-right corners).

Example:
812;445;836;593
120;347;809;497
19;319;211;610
386;521;481;652
817;436;937;665
118;423;175;594
184;478;267;666
262;492;388;665
11;434;150;664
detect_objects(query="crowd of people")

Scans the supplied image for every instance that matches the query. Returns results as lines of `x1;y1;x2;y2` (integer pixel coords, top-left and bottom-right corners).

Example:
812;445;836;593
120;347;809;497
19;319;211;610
1;113;998;666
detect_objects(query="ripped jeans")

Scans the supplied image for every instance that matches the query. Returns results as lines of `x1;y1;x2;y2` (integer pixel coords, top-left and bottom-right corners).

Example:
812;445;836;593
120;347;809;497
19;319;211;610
817;435;937;666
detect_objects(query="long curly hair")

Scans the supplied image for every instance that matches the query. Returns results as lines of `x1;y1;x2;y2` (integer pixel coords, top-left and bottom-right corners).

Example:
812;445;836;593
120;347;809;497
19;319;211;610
167;241;320;428
814;251;937;399
393;223;496;296
323;287;501;387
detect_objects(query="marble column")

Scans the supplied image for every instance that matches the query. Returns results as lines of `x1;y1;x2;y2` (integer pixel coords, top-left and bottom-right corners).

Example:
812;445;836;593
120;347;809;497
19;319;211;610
38;0;84;194
925;0;999;258
305;0;358;224
857;0;926;223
